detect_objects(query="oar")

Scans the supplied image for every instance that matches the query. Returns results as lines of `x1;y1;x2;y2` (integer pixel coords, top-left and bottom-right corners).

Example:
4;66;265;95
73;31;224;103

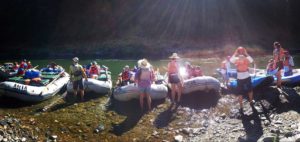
42;90;68;112
39;71;65;96
32;65;39;69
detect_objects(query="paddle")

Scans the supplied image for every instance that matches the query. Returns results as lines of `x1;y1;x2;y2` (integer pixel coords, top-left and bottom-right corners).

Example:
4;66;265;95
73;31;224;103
42;90;68;112
39;71;65;96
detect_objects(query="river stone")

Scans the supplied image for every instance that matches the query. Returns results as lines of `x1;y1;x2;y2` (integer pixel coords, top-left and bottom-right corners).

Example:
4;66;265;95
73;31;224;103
257;135;276;142
51;135;58;140
294;134;300;142
284;131;294;137
174;135;183;142
280;137;295;142
21;137;26;142
0;135;3;141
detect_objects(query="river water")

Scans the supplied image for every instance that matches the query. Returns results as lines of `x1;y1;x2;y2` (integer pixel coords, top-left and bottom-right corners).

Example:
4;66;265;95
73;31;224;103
0;55;299;141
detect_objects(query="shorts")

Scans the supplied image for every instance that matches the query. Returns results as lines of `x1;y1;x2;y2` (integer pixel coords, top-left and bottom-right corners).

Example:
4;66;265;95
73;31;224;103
138;86;150;94
276;61;283;70
169;74;180;84
73;79;84;90
237;77;252;96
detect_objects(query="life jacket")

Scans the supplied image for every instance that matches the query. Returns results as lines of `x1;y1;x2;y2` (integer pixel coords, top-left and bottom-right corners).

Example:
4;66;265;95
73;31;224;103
273;47;285;62
194;68;203;76
283;56;290;66
71;64;83;77
20;61;27;69
235;58;249;72
121;71;130;81
27;62;32;69
89;65;98;75
13;65;19;71
168;61;178;74
138;68;153;81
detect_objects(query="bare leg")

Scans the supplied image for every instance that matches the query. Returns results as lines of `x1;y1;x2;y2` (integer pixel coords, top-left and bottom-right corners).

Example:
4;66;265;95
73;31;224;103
140;93;144;111
238;95;243;109
177;83;183;103
276;70;282;88
73;89;77;97
80;90;84;101
171;84;176;103
248;91;254;105
146;93;151;111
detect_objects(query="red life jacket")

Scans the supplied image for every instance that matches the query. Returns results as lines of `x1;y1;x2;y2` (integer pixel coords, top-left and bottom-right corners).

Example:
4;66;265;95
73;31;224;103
283;56;290;66
89;65;98;75
121;71;130;81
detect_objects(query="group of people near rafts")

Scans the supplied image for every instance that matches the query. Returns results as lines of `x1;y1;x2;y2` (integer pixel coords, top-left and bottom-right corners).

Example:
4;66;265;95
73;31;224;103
69;57;109;101
220;41;295;114
113;53;204;111
8;59;33;76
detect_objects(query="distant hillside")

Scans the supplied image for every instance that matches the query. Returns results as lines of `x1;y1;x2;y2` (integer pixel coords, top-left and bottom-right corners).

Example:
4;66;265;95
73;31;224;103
0;0;300;59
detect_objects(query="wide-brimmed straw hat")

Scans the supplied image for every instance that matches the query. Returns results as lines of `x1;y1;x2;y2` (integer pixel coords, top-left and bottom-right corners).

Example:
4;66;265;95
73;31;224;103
138;59;151;69
169;53;180;59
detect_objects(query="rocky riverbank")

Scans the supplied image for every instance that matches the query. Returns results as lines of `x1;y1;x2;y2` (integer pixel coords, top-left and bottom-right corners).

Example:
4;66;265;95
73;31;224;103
0;86;300;141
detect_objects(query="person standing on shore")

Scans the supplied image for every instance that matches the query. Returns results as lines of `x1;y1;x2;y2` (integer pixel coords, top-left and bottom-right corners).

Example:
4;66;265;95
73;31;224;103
69;57;88;101
135;59;155;112
167;53;183;104
230;47;254;114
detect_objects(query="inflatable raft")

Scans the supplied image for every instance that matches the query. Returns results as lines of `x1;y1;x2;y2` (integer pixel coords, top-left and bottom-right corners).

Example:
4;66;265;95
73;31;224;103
0;69;69;102
113;83;168;101
255;68;300;86
0;63;18;80
182;76;221;94
67;70;112;94
228;76;274;89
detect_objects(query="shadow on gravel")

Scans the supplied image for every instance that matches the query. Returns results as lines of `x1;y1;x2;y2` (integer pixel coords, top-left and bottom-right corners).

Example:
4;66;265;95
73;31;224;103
109;98;165;136
254;86;300;113
0;95;39;108
180;90;221;109
239;106;263;142
154;90;220;128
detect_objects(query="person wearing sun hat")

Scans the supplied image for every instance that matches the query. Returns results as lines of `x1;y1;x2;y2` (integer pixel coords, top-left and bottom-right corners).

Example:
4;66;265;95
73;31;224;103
230;47;254;115
167;53;183;104
69;57;88;101
135;58;155;112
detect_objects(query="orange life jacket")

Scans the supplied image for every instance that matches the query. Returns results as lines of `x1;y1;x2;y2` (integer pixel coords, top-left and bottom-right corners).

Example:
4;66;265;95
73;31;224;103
235;58;249;72
168;61;178;74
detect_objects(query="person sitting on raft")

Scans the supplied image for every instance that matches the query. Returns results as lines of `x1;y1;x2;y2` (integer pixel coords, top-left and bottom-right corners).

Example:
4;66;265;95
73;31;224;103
230;47;254;114
17;59;28;76
89;61;100;79
27;61;32;69
121;65;133;86
266;59;276;75
283;51;294;76
185;62;203;79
